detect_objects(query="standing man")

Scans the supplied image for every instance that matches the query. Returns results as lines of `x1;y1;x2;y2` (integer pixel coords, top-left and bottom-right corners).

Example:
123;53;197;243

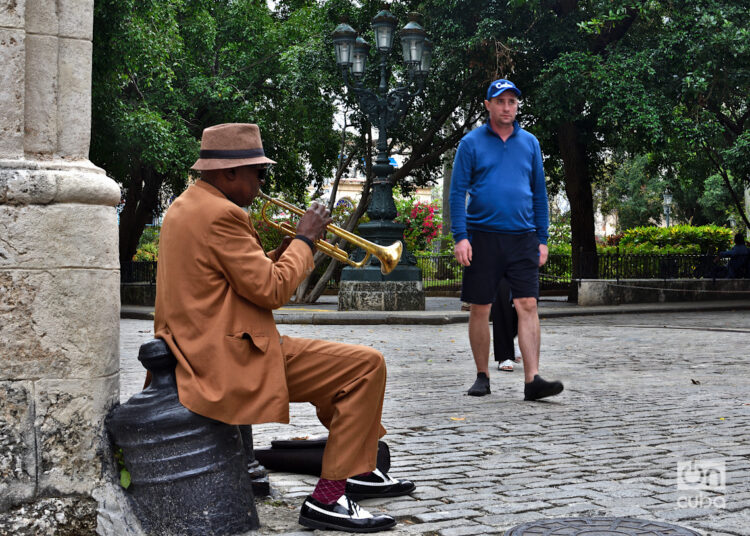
450;80;564;401
155;123;414;533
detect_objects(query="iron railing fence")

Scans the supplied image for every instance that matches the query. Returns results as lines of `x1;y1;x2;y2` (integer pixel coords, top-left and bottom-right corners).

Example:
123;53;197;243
415;253;572;291
121;253;735;290
415;254;462;292
121;261;157;284
577;252;724;281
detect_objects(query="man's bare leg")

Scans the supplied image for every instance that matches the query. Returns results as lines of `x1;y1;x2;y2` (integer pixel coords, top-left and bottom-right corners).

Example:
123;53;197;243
468;303;492;375
513;297;540;383
467;303;492;395
514;297;564;400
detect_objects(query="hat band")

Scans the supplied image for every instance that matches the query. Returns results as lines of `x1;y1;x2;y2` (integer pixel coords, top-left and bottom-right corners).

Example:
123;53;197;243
199;148;266;159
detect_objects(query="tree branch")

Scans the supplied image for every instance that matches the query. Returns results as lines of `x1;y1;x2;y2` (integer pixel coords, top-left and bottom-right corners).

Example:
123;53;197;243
702;141;750;228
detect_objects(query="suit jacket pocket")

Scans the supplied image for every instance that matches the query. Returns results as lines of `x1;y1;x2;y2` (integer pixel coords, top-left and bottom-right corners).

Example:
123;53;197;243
226;331;270;354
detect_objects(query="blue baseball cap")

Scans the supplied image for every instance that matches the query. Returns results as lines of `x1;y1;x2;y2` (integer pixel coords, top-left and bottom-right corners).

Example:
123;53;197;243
486;79;521;100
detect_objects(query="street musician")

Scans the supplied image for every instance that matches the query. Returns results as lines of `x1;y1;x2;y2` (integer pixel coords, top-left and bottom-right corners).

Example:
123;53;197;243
154;123;414;532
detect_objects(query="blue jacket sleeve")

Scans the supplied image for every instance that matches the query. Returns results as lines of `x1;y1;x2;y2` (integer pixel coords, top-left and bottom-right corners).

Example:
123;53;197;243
449;139;473;243
531;140;549;245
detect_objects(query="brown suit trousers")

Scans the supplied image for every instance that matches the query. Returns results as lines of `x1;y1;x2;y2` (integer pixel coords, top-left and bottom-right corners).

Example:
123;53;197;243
281;336;387;480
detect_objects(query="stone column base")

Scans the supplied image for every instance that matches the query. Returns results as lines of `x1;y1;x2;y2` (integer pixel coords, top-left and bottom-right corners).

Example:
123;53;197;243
338;281;425;311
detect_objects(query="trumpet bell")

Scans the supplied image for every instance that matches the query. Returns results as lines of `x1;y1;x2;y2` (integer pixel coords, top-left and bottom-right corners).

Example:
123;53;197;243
375;241;403;275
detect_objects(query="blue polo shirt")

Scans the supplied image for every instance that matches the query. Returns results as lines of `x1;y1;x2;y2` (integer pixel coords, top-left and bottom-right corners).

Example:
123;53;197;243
450;121;549;244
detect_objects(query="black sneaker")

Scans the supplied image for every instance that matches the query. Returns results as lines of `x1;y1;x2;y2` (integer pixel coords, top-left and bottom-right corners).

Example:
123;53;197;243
467;372;491;396
346;468;416;500
524;374;564;401
299;495;396;533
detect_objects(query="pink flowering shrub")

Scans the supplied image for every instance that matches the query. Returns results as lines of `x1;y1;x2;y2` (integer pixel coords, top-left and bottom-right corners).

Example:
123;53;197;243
395;199;443;252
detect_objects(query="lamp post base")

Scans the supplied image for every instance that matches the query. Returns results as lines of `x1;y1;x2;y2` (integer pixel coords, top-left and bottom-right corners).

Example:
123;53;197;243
338;280;425;311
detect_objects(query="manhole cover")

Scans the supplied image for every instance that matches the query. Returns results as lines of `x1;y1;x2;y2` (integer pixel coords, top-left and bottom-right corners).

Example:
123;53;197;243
506;517;701;536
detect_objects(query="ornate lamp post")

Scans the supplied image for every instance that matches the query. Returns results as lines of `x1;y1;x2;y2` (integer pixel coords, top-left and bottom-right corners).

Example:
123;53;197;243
333;11;433;311
662;190;673;228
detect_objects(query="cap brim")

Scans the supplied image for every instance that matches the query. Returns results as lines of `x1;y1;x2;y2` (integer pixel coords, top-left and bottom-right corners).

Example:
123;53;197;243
191;156;276;171
488;88;521;99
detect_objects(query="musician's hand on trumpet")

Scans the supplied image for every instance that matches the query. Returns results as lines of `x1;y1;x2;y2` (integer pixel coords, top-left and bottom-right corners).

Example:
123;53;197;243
296;202;333;243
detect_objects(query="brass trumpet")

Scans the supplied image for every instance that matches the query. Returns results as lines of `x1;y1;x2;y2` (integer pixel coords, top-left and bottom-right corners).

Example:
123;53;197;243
258;192;403;275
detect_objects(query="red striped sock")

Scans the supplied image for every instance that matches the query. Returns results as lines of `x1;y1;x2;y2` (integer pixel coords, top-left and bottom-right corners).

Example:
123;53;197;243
311;478;347;504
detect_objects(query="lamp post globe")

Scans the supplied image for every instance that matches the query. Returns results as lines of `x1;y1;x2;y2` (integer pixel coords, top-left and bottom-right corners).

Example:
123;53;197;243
399;14;426;66
332;22;357;67
351;37;370;78
662;191;673;228
416;39;433;77
371;9;397;53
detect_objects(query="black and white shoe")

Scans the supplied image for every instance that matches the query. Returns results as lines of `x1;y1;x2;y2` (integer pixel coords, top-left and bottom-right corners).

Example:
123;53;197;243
299;495;396;533
346;468;416;501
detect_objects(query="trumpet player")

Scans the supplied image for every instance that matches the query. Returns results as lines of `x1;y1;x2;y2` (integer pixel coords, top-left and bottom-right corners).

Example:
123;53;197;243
154;123;414;532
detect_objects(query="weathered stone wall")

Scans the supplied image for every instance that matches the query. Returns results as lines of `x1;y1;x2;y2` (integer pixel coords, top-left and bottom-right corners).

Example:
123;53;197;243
578;279;750;306
0;0;122;533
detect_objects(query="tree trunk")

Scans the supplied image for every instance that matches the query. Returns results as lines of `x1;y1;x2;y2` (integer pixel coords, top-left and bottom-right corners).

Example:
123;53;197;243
118;165;164;264
557;122;597;301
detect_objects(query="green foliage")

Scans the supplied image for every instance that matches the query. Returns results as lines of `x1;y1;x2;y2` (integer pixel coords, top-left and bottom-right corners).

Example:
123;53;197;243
599;154;665;230
138;226;160;248
619;225;732;253
132;242;159;262
415;253;462;284
248;205;290;252
132;226;160;261
114;448;131;489
548;243;572;256
598;243;702;255
548;219;572;248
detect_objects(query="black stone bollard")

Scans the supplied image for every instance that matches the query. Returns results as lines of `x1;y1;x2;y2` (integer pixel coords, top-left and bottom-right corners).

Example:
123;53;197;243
238;425;271;497
107;339;259;536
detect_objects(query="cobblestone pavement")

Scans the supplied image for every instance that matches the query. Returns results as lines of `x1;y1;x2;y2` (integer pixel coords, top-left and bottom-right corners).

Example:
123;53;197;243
119;311;750;535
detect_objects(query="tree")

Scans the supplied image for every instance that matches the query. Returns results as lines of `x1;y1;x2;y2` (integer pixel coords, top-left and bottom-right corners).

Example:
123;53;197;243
647;0;750;227
92;0;341;263
599;154;664;231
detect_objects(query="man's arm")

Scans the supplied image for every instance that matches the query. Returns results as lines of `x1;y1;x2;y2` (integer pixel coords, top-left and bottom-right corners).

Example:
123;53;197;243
449;140;473;244
267;236;293;261
450;140;474;265
531;140;549;247
210;206;318;310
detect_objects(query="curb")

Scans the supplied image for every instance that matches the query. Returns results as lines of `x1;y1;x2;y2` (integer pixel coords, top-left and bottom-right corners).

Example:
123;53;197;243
121;300;750;325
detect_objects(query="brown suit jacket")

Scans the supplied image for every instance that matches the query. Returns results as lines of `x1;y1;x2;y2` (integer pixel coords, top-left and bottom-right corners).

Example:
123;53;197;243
154;180;313;425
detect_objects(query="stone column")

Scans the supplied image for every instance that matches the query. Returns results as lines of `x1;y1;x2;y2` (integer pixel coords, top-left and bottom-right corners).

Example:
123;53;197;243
0;0;121;532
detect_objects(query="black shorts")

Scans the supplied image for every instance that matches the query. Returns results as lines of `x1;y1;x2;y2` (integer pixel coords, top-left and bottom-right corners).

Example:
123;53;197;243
460;231;540;304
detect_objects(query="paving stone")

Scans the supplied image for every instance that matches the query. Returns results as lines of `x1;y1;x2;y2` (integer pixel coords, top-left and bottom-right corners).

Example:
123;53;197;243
437;524;497;536
414;509;483;523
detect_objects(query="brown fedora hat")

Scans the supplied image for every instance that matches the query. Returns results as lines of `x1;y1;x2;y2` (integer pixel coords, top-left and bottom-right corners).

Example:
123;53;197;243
191;123;276;171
